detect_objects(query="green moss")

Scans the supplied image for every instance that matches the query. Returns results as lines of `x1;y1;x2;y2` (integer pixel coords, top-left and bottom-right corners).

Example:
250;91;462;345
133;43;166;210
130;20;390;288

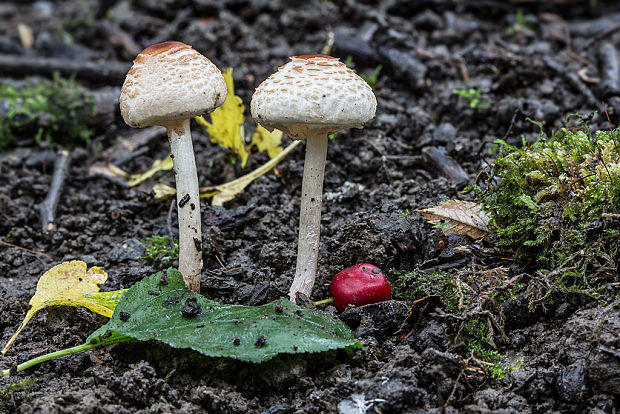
387;268;460;313
141;235;179;266
388;268;515;364
392;118;618;371
0;73;95;151
474;119;620;295
452;88;490;109
490;360;521;379
0;377;41;399
462;319;501;358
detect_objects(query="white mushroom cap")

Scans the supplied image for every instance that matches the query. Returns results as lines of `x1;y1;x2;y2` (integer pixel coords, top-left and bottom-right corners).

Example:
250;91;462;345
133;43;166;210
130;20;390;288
250;55;377;139
120;41;227;128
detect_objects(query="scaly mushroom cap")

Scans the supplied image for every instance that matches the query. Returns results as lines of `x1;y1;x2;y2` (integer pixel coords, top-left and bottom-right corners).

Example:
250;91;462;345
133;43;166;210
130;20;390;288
250;55;377;139
120;41;227;128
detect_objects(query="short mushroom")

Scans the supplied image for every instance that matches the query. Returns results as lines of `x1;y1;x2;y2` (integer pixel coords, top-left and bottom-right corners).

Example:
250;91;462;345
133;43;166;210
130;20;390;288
119;41;226;292
250;55;376;302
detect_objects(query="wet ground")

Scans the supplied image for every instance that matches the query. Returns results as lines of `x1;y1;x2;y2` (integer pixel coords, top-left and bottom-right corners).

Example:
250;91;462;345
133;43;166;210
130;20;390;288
1;0;619;412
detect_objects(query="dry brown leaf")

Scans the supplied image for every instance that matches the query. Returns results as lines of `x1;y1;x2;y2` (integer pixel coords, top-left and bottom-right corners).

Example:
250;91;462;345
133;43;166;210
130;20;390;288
416;200;491;240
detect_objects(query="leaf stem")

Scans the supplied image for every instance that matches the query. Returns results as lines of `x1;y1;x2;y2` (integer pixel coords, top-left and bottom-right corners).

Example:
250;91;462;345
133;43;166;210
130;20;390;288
314;297;334;306
1;335;131;377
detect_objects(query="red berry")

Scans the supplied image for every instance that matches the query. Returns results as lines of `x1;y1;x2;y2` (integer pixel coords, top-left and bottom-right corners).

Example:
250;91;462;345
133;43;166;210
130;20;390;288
329;263;392;313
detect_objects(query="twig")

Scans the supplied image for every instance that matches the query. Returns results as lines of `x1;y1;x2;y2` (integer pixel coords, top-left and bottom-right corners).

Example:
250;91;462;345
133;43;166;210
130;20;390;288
420;257;469;273
0;240;51;260
444;368;464;408
0;53;130;85
598;43;620;99
542;57;602;112
395;295;441;339
321;29;335;55
421;146;469;185
215;254;227;270
582;24;620;50
501;109;520;142
603;104;620;162
38;149;70;234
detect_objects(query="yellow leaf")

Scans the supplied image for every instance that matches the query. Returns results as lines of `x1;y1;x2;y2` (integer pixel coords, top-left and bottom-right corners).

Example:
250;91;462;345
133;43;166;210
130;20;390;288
88;162;128;179
127;155;173;187
212;140;301;206
196;68;249;167
249;125;283;159
152;183;176;200
1;261;126;355
152;139;300;205
152;183;219;200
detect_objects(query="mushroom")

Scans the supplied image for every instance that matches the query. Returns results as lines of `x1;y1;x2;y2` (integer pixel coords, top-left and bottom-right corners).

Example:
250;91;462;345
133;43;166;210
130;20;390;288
250;55;377;302
119;41;226;292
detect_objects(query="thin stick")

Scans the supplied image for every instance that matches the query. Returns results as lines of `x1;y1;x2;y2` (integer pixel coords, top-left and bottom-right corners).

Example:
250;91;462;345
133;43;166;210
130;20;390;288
582;24;620;50
0;53;130;85
603;103;620;160
0;240;51;260
565;129;614;183
38;149;70;234
444;367;464;408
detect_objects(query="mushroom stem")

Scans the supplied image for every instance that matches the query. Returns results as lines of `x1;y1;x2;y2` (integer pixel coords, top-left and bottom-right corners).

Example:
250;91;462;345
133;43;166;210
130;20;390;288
167;118;202;292
289;130;328;301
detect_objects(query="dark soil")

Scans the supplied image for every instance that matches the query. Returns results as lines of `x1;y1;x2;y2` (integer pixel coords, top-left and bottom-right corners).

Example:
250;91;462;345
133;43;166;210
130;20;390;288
1;1;620;413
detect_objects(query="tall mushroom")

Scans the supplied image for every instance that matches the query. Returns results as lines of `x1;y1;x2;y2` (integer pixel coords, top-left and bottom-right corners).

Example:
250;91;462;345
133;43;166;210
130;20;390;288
119;41;226;292
250;55;377;302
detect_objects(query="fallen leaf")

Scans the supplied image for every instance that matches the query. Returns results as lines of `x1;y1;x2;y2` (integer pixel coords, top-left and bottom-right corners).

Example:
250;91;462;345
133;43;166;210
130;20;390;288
88;162;128;179
152;183;176;200
152;140;301;205
195;68;249;167
2;269;359;376
152;183;219;201
249;125;283;159
87;268;357;363
17;23;33;50
212;140;300;206
1;261;125;355
417;200;491;240
127;155;173;187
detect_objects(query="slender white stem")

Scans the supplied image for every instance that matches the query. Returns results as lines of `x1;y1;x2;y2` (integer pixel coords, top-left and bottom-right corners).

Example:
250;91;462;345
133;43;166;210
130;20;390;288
167;119;202;292
289;131;328;301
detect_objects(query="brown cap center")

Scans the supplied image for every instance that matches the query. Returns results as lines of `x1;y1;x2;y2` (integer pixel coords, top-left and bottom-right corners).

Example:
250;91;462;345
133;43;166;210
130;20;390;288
140;41;190;57
292;54;338;60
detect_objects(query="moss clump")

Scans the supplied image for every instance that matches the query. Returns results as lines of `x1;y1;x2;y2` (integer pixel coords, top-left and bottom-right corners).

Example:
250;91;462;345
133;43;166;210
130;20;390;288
475;120;620;291
141;235;179;266
0;73;95;151
387;268;459;312
388;267;518;364
0;377;41;399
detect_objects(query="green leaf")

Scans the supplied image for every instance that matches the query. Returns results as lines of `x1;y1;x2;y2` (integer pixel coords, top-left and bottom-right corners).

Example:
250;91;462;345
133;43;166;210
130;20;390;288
88;268;357;363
